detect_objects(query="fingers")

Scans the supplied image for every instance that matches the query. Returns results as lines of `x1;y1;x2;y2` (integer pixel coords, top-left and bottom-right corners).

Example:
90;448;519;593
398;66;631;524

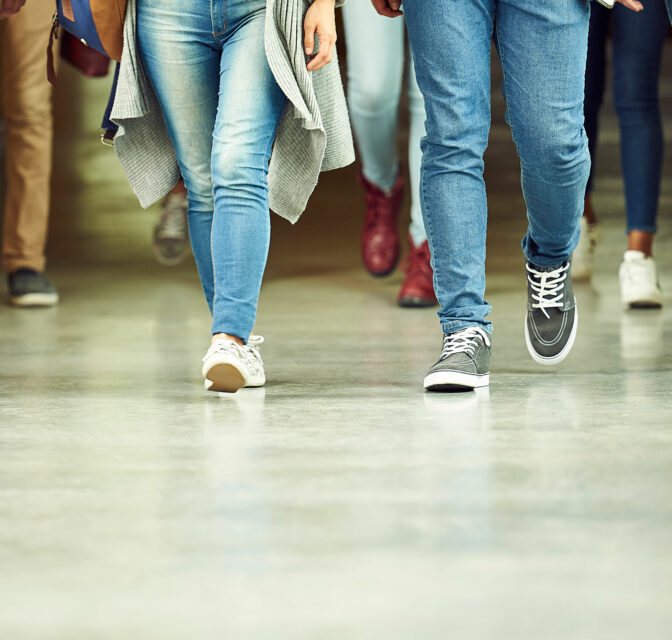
0;0;25;19
371;0;403;17
304;18;316;57
307;26;336;72
617;0;644;10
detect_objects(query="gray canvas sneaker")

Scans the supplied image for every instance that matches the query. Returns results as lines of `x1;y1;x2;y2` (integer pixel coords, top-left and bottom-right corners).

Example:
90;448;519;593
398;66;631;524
424;326;491;391
525;261;578;365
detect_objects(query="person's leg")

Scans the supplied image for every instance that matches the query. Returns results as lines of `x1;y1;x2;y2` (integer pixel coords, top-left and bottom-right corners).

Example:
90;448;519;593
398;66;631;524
571;4;609;281
496;0;590;365
136;0;220;311
153;178;189;267
612;0;668;253
397;49;436;308
584;4;610;209
341;1;404;191
403;0;495;335
1;0;56;279
496;0;591;269
406;51;428;248
612;0;668;309
342;2;406;277
209;1;287;342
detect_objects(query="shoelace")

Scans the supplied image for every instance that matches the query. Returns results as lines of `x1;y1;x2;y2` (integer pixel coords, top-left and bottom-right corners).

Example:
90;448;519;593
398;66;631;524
203;339;241;362
526;263;569;319
158;195;188;240
441;327;491;358
204;335;265;363
245;335;265;368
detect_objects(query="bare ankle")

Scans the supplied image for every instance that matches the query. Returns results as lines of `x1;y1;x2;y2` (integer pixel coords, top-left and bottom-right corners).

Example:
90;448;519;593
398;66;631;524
583;195;598;225
627;230;654;258
212;333;244;346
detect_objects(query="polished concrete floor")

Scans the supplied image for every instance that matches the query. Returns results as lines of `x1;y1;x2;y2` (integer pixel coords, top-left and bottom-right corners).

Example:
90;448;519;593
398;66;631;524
1;46;672;639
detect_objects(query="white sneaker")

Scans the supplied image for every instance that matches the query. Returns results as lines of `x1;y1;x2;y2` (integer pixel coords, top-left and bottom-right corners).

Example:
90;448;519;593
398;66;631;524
202;335;266;393
619;251;663;309
153;191;189;267
571;217;602;281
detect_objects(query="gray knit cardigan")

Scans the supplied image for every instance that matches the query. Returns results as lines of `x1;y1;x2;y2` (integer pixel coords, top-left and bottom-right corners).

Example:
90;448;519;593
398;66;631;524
111;0;354;224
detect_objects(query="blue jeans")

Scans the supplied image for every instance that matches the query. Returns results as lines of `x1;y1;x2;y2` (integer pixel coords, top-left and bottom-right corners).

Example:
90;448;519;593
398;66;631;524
137;0;287;343
584;0;668;234
403;0;591;335
342;1;427;246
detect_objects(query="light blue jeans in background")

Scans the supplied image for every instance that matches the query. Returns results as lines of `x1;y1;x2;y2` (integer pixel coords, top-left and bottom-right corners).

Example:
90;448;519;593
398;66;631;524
137;0;287;342
403;0;591;335
341;0;427;247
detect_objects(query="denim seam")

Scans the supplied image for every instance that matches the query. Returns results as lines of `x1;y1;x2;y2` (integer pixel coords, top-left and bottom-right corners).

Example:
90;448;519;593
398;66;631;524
420;149;440;317
211;86;286;343
495;20;520;172
210;0;227;41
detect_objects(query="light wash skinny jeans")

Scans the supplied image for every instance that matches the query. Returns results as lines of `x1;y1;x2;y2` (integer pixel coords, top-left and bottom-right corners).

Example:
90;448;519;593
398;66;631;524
137;0;287;342
403;0;591;335
342;0;427;247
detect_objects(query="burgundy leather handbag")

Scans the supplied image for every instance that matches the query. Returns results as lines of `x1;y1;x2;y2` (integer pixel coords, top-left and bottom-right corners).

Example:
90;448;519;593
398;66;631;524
60;31;111;78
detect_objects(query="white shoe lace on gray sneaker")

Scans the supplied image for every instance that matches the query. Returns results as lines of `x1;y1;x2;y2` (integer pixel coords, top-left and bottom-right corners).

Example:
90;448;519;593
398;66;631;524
202;336;266;393
440;326;491;358
526;262;570;319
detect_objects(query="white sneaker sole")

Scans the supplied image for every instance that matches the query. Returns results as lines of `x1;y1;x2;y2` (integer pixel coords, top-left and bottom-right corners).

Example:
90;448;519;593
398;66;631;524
524;305;578;366
424;371;490;391
204;362;247;393
622;292;663;309
9;292;59;307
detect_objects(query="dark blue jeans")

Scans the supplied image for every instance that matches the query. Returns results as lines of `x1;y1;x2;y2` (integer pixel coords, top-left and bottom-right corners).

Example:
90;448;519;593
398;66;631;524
584;0;669;234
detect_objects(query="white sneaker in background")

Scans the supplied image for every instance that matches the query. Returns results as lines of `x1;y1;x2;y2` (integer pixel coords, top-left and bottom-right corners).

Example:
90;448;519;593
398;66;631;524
202;335;266;393
153;191;189;266
571;217;602;281
619;250;663;309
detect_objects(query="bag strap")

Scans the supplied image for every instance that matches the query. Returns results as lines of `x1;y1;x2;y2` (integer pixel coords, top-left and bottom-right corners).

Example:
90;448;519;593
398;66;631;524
47;12;60;87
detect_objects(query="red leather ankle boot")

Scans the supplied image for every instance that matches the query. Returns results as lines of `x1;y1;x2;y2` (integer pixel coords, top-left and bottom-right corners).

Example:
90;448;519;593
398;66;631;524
360;172;403;277
398;236;437;308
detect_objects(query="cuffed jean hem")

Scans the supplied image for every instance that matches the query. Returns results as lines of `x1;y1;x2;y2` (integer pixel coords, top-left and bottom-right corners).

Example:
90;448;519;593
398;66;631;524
212;323;252;344
3;256;47;274
626;225;657;235
440;319;493;336
522;231;579;269
523;253;573;269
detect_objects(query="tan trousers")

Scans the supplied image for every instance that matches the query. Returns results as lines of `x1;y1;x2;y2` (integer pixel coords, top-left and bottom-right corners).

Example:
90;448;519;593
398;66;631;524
0;0;55;273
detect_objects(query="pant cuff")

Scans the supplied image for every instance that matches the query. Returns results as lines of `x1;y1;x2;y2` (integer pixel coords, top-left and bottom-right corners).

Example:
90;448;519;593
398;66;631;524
626;226;657;235
440;320;492;336
3;256;47;274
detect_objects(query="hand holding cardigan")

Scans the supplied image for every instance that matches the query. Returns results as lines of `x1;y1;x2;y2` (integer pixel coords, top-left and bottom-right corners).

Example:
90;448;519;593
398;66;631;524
305;0;337;71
